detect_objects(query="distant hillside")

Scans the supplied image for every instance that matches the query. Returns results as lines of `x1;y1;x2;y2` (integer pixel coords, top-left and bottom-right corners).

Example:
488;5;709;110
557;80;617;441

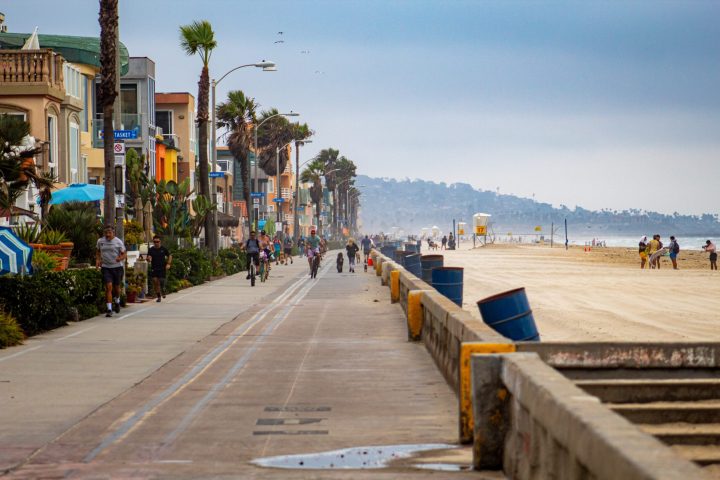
356;175;720;237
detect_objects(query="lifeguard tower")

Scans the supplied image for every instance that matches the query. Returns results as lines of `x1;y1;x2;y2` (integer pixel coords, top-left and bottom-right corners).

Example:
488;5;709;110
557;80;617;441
473;213;492;247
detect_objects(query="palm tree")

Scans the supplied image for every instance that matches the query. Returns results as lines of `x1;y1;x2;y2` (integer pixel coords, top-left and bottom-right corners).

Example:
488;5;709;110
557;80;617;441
216;90;257;231
313;148;339;235
335;156;357;233
99;0;119;228
255;109;295;176
179;20;217;250
300;159;326;234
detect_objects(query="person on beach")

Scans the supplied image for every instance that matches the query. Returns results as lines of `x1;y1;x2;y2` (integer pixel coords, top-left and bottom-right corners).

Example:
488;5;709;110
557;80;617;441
639;236;649;269
647;235;661;269
668;236;680;270
704;240;717;270
441;235;447;250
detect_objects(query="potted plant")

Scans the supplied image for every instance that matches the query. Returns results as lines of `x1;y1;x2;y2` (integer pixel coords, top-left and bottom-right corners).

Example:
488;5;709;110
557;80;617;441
125;269;146;303
14;223;42;246
38;228;72;270
126;284;139;304
123;220;144;251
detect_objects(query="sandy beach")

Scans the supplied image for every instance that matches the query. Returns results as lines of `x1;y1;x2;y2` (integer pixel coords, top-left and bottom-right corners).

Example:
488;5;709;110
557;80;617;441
437;244;720;342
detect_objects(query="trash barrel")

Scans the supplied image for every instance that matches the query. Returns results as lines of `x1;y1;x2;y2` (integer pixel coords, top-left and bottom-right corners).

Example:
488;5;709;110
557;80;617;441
416;240;422;254
394;250;414;265
421;255;444;284
404;242;418;253
477;287;540;341
403;253;422;277
381;245;395;259
431;267;463;306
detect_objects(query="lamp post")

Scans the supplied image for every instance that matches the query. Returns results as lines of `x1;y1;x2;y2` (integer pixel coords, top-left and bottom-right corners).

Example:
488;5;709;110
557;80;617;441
210;60;275;254
294;139;312;244
252;112;299;231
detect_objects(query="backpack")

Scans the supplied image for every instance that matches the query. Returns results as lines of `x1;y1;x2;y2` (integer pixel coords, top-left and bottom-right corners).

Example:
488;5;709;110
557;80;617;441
673;241;680;254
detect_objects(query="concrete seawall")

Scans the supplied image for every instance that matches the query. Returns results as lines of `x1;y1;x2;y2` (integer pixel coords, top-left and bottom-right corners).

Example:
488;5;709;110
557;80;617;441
369;248;713;479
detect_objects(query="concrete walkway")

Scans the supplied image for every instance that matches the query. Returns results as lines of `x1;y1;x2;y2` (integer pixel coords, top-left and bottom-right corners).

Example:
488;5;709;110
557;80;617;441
0;255;502;479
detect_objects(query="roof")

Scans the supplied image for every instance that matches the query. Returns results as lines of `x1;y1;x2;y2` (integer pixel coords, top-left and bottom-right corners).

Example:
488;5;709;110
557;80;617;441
0;32;129;74
156;92;194;104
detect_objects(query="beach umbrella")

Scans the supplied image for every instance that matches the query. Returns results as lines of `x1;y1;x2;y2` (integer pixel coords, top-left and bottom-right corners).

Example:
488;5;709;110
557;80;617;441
0;226;33;275
134;196;144;230
49;183;104;205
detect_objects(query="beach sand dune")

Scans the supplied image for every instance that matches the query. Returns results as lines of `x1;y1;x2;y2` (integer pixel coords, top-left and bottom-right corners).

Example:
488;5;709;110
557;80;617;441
442;244;720;342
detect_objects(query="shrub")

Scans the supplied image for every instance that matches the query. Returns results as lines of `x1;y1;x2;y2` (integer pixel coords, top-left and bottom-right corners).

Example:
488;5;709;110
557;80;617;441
45;203;102;263
0;268;104;336
0;310;24;348
39;228;69;245
13;223;41;244
170;247;212;285
31;250;60;272
124;219;144;247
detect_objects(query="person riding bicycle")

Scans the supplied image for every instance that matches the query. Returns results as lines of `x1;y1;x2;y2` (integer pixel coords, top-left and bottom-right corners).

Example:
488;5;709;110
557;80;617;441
306;229;321;275
258;230;273;269
245;231;261;279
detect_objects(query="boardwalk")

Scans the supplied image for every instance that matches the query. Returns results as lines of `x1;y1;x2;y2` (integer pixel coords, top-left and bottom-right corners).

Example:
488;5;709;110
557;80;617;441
0;257;500;478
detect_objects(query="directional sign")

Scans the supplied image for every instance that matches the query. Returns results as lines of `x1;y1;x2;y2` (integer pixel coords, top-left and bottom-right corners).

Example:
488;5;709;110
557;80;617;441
113;142;125;154
100;130;138;140
209;172;225;178
273;198;285;203
250;192;263;198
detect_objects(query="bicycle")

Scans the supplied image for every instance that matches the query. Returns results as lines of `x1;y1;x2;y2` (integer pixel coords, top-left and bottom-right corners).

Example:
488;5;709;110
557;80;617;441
248;257;257;287
259;255;270;283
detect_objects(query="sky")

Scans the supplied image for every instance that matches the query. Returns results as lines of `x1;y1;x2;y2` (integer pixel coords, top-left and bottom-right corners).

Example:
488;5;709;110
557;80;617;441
3;0;719;215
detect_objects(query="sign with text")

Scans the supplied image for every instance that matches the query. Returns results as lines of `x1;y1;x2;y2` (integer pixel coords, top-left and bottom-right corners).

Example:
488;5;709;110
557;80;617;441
250;192;263;198
100;130;138;140
114;155;125;166
273;198;284;203
209;172;225;178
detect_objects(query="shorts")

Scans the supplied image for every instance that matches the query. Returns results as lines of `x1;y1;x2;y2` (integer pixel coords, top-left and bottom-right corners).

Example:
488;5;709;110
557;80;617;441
151;267;166;278
307;247;320;258
284;247;292;255
247;252;260;266
669;252;677;260
639;252;648;260
710;252;718;262
101;266;124;286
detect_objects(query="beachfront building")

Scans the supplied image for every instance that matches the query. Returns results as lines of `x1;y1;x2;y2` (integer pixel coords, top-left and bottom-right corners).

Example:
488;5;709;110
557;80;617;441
0;27;130;220
155;92;196;187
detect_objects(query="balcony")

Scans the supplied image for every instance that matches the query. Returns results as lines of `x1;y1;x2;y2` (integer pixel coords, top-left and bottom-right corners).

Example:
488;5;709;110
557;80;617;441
0;49;65;100
92;113;143;148
281;187;293;200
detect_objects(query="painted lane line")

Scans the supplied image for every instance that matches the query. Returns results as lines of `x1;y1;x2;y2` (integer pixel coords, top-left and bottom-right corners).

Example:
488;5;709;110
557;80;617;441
161;265;329;446
83;273;309;462
54;326;98;342
0;345;43;363
114;307;151;321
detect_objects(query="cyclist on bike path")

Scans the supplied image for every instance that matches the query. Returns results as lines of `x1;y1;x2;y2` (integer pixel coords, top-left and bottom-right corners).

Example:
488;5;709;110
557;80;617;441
306;229;321;275
258;230;273;271
245;231;261;279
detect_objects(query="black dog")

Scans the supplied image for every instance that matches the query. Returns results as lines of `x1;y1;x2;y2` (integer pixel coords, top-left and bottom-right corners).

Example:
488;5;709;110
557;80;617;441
336;252;344;273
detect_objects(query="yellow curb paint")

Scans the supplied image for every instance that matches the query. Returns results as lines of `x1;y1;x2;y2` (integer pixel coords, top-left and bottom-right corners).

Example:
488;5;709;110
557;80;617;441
406;291;424;340
390;270;400;303
459;342;515;444
375;258;382;276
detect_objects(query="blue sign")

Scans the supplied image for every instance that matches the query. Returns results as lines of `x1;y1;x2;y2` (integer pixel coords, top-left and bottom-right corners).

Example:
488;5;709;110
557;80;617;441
250;192;263;198
209;172;225;178
273;198;285;203
113;130;137;140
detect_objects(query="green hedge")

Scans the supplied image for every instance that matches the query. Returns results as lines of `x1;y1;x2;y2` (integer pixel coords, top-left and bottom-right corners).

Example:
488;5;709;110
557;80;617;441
0;269;105;336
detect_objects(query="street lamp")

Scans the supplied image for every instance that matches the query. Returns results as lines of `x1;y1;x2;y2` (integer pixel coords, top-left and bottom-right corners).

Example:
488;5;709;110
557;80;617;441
252;112;299;230
210;60;275;254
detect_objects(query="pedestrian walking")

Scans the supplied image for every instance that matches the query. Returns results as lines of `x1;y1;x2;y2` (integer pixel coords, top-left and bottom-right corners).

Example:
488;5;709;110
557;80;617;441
147;235;172;301
96;225;127;317
638;235;648;269
704;240;717;270
346;239;359;273
668;236;680;270
283;231;294;265
441;235;447;250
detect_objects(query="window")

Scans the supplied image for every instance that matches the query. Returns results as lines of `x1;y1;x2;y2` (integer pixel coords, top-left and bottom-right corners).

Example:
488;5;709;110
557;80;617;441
80;154;88;183
189;110;196;153
267;178;274;193
81;77;89;131
156;110;172;135
0;109;26;121
47;115;57;176
217;160;229;172
120;84;138;114
147;77;155;127
69;122;80;183
63;63;81;99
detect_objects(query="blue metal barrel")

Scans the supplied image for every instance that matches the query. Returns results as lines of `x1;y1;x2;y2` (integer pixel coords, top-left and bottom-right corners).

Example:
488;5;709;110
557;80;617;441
404;242;418;253
431;267;463;306
416;240;422;253
394;250;413;265
380;245;395;258
403;253;422;277
477;287;540;342
421;255;444;283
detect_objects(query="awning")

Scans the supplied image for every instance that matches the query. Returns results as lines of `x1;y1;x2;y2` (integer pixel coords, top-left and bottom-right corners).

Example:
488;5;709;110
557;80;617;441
216;211;240;228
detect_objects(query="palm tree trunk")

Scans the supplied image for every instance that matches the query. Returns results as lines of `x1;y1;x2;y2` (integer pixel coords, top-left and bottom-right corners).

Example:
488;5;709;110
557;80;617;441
241;156;250;236
102;106;115;227
99;0;118;227
196;65;213;251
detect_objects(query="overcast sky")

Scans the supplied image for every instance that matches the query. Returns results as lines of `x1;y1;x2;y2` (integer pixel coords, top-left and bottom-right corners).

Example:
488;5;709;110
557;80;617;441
4;0;719;215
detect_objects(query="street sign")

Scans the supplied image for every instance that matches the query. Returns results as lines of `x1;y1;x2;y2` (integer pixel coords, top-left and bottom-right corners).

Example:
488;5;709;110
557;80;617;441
250;192;263;198
253;198;260;205
209;172;225;178
273;198;285;203
114;155;125;166
100;130;138;140
113;142;125;154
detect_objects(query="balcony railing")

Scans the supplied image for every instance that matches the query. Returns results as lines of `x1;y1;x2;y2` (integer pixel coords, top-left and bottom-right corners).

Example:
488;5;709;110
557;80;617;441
0;49;64;88
281;188;293;200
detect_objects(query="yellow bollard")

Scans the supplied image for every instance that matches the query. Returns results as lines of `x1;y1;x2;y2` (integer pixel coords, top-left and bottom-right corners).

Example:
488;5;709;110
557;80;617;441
375;257;382;276
407;290;424;340
390;270;400;303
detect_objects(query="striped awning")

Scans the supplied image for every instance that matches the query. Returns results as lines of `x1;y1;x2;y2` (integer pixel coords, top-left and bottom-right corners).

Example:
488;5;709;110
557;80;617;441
0;226;33;275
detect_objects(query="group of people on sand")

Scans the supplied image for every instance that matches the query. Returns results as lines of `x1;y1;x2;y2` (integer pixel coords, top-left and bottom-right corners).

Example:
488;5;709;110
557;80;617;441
639;235;717;270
